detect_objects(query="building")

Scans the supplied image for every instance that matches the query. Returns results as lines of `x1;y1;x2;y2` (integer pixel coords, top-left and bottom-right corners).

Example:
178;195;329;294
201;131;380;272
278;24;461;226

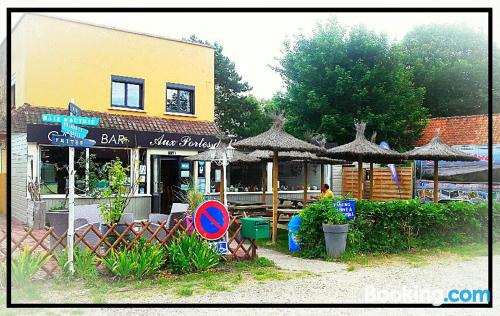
415;114;500;201
9;14;336;225
10;14;218;223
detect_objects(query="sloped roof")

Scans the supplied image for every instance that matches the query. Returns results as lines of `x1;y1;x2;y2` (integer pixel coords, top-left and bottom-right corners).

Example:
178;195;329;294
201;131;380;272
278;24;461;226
416;114;500;146
11;103;218;135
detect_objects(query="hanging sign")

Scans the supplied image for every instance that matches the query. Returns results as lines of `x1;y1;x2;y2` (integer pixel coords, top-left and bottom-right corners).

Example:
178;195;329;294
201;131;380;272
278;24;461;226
41;114;100;126
68;102;82;116
61;121;89;139
51;134;96;147
193;200;230;241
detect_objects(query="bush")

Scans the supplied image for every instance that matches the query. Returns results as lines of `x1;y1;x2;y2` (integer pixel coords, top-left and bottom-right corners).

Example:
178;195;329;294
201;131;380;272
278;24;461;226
12;246;51;287
100;238;166;279
55;247;98;282
297;199;491;258
167;232;221;274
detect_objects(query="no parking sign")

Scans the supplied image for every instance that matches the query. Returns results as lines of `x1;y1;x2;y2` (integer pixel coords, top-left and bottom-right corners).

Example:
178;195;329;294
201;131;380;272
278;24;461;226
193;200;230;241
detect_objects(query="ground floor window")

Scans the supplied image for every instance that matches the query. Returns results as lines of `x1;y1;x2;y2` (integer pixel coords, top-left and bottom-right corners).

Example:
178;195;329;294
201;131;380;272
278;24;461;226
278;161;321;191
39;145;132;195
228;164;263;192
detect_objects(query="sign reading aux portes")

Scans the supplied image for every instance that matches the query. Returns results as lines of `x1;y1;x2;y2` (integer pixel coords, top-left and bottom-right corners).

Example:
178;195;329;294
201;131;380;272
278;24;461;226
27;124;222;149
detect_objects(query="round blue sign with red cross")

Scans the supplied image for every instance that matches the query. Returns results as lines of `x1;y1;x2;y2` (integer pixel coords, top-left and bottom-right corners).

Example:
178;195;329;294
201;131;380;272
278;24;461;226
193;200;230;241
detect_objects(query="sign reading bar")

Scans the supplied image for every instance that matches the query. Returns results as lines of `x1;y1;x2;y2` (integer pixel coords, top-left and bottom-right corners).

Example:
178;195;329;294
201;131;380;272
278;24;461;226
61;121;89;139
41;114;100;126
27;124;221;149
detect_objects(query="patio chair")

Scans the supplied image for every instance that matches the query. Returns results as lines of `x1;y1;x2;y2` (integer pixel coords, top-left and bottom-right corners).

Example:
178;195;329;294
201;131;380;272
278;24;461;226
74;204;103;224
148;213;169;224
139;222;167;244
74;221;101;251
166;203;188;231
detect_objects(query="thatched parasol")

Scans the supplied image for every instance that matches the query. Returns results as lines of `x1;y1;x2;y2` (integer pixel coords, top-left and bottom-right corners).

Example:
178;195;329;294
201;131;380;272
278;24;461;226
233;114;324;243
249;150;345;206
404;129;479;203
326;122;406;200
186;142;259;204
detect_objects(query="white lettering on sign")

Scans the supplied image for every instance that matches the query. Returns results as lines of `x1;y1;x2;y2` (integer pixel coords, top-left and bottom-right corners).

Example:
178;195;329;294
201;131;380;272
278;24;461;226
101;133;127;145
149;134;178;147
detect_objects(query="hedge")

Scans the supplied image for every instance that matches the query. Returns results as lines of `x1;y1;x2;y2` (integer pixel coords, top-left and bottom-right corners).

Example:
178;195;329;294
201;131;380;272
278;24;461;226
296;198;497;258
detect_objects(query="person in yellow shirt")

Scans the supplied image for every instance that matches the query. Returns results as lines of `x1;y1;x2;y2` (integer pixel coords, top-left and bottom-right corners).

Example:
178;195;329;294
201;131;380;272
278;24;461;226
312;184;334;200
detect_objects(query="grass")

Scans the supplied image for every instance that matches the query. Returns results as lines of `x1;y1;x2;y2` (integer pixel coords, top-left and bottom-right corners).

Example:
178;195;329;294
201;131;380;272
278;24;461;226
257;227;497;271
11;256;309;304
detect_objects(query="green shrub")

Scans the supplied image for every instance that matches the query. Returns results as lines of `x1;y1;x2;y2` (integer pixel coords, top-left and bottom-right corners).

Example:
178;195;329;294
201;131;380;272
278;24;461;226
167;232;221;274
12;246;51;287
100;238;166;279
297;199;491;258
55;247;98;281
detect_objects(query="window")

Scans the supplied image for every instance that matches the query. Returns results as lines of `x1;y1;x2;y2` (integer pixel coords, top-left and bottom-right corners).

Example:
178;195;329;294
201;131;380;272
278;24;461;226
39;145;131;195
166;83;195;115
111;75;144;110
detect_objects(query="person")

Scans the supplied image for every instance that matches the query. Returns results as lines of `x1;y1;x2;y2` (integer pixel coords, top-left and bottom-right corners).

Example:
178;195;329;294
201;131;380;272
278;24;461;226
312;183;334;200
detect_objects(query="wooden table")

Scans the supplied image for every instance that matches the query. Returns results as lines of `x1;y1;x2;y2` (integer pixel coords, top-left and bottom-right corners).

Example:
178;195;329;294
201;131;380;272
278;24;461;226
278;197;315;208
228;201;265;206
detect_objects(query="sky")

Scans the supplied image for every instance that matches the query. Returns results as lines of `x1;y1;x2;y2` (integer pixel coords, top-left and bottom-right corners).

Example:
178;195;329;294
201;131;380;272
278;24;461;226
6;10;491;100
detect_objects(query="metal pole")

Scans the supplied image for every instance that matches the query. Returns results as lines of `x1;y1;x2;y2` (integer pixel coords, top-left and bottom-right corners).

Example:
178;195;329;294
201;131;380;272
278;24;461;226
222;154;228;208
67;99;75;274
85;148;89;194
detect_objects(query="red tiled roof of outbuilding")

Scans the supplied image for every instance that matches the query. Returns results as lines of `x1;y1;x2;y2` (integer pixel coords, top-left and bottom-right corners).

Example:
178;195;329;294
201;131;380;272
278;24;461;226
416;114;500;146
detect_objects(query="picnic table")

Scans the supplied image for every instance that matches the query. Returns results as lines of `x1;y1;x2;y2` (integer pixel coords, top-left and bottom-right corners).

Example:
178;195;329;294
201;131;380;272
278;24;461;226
228;201;265;206
278;197;315;208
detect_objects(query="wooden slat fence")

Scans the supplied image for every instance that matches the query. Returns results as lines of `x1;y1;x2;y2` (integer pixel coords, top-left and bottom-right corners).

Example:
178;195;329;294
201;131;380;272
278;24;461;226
0;216;257;278
343;166;413;201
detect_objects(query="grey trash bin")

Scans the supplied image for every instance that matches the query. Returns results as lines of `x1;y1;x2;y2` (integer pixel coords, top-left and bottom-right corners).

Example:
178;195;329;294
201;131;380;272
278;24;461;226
322;223;349;259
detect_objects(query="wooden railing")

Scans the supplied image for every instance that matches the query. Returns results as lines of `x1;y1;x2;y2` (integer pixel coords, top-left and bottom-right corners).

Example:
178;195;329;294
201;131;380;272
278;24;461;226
1;216;257;278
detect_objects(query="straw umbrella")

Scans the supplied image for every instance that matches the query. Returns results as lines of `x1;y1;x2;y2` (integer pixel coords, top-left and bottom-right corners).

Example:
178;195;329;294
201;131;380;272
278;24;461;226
186;142;259;204
325;122;405;200
249;150;345;207
404;129;479;203
233;115;323;243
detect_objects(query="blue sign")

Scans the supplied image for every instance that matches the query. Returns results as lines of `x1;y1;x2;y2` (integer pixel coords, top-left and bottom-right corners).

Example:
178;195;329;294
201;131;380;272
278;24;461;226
332;199;356;220
210;241;228;255
194;200;230;240
41;114;99;126
51;134;96;148
61;121;89;139
68;102;82;116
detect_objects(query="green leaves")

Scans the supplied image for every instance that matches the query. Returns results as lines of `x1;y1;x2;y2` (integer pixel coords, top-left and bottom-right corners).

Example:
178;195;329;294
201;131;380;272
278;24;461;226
100;239;166;279
167;232;221;274
12;246;51;287
99;159;130;224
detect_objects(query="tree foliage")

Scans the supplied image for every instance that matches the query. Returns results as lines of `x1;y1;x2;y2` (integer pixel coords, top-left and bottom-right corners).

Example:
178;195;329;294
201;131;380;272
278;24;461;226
274;19;428;150
187;35;270;137
402;24;497;117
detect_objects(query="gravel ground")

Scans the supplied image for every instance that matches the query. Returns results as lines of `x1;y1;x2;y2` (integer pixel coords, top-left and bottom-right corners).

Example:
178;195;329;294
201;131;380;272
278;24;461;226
3;248;498;316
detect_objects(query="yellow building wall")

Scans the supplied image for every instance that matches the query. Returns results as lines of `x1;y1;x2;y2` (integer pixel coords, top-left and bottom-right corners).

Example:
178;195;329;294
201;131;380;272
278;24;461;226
12;14;215;122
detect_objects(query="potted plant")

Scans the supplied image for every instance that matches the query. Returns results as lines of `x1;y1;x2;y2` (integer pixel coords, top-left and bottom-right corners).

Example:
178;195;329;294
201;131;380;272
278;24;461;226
183;182;205;233
322;206;348;259
98;159;138;241
27;177;47;229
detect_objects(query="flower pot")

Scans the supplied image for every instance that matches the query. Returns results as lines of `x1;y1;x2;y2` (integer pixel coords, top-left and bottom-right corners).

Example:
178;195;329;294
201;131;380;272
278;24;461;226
322;223;349;259
47;210;68;250
27;201;47;228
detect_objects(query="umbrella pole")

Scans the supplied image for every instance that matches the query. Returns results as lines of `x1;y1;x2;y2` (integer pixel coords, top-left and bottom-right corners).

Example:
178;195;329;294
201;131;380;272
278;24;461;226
434;160;439;204
358;158;363;200
303;161;308;207
272;151;278;244
369;162;374;201
320;163;324;191
220;167;225;204
261;162;267;203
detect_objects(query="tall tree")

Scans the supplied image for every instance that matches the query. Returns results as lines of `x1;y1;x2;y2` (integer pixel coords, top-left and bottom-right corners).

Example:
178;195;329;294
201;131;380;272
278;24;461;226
402;24;497;116
274;19;428;150
187;35;269;137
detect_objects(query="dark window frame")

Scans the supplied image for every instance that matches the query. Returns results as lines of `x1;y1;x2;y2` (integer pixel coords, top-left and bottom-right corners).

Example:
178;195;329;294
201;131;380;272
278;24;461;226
111;75;145;110
166;83;195;115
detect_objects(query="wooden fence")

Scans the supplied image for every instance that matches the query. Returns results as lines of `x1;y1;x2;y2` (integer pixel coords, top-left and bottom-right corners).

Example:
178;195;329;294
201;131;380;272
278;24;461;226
0;216;257;278
342;166;413;201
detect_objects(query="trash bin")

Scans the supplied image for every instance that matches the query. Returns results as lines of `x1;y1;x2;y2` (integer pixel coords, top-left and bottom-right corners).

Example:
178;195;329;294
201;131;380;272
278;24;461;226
288;215;301;252
240;218;270;239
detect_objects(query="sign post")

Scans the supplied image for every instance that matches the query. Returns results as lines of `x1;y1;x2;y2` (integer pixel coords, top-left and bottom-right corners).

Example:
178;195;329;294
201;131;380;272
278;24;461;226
41;99;99;274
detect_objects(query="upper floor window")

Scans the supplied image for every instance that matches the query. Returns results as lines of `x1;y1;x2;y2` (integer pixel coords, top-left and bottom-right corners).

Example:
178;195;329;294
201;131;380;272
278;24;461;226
111;75;144;110
166;83;195;115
